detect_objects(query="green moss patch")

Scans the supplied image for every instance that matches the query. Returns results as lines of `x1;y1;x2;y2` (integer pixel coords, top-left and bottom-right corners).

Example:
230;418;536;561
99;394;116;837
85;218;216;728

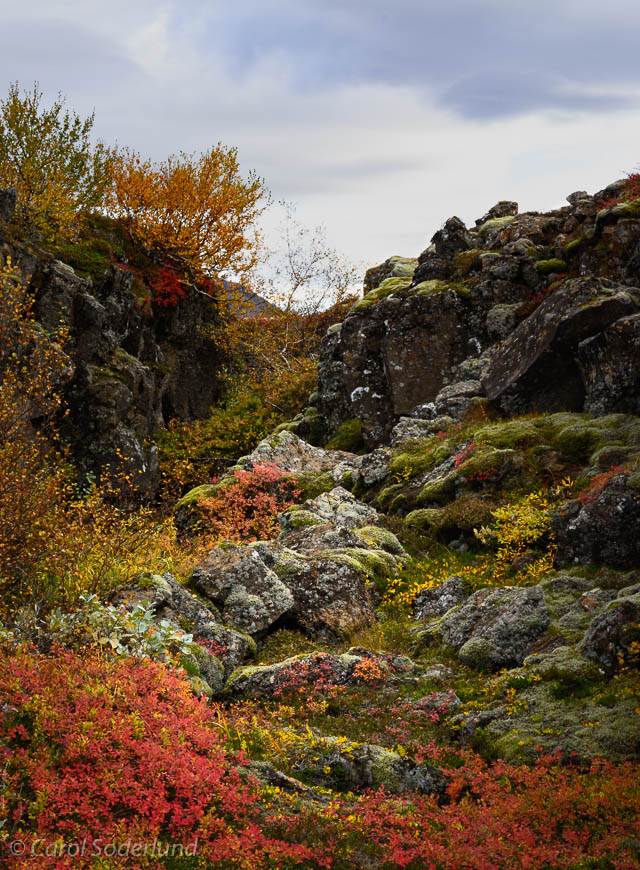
326;418;364;453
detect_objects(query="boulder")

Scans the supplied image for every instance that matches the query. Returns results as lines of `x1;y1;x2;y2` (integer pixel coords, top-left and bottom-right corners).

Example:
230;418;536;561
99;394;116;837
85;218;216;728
552;478;640;569
481;279;639;416
581;592;640;674
427;585;550;670
225;650;415;699
413;576;467;621
236;430;355;476
191;545;295;636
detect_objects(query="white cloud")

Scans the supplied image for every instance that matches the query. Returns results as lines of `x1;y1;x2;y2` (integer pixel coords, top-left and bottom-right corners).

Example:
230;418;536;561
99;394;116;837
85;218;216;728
0;0;639;278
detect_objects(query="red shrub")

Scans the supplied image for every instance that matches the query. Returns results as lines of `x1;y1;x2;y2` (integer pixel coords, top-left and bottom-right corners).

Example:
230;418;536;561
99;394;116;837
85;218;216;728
0;645;314;868
577;465;624;504
148;265;186;308
200;462;301;544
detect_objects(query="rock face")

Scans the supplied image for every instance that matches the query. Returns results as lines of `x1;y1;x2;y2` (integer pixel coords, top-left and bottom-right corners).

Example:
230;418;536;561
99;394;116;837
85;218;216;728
581;591;640;674
1;214;224;498
419;585;550;670
552;477;640;569
314;189;640;447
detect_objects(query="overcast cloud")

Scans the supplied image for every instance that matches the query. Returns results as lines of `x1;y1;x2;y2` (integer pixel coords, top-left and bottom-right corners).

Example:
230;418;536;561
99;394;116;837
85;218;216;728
1;0;639;271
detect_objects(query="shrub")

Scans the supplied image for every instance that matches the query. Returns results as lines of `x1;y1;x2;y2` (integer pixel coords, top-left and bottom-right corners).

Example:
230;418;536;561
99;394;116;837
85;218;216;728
0;645;315;868
199;463;301;544
108;145;267;284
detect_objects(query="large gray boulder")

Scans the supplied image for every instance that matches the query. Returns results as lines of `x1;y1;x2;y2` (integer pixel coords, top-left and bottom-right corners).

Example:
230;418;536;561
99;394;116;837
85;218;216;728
426;585;550;670
191;545;295;636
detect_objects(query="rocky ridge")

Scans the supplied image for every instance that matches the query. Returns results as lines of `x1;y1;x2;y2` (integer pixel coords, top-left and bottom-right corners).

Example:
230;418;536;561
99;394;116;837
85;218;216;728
0;192;224;497
304;183;640;448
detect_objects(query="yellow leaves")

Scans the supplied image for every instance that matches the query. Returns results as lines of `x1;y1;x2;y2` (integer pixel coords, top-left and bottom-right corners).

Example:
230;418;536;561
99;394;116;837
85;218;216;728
0;82;114;240
108;144;268;283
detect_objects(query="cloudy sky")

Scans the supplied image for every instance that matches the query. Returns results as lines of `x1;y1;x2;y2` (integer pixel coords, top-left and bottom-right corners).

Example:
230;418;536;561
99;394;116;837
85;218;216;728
1;0;639;273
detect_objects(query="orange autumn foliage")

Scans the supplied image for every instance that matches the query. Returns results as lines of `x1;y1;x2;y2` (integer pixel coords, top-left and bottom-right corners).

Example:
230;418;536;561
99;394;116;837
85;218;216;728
107;144;268;283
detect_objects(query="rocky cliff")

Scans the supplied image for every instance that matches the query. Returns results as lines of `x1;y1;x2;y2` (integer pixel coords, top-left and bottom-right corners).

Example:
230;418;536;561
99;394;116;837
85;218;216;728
310;182;640;447
0;192;224;498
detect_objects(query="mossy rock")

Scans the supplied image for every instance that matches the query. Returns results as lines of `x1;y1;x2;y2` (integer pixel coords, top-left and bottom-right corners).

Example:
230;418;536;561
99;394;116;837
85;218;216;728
474;419;544;450
326;418;364;452
458;637;494;670
326;547;398;585
413;280;471;299
405;508;446;531
416;473;457;506
563;237;584;257
188;676;213;698
350;276;412;312
389;438;451;481
552;423;602;461
390;493;410;513
281;507;323;529
534;258;567;274
354;525;406;555
611;198;640;219
453;249;482;276
458;446;520;478
477;683;640;763
476;215;517;236
295;472;336;500
384;255;418;279
377;483;404;509
175;482;223;510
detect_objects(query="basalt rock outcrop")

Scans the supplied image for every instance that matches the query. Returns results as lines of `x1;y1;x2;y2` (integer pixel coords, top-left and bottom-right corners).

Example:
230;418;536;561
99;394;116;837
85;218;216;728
0;192;224;498
313;185;640;448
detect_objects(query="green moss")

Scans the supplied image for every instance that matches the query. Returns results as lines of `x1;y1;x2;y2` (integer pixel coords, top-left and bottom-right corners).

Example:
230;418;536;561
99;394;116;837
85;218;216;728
282;508;323;529
413;280;472;299
474;419;544;450
384;255;418;279
611;198;640;219
389;438;451;480
378;483;403;508
453;249;482;276
389;492;409;513
534;258;567;274
563;237;584;257
416;473;457;506
354;525;405;555
295;472;335;500
175;482;223;510
272;548;306;580
326;418;364;452
350;276;412;311
404;508;446;531
459;637;494;670
326;548;398;586
552;423;602;461
476;215;516;236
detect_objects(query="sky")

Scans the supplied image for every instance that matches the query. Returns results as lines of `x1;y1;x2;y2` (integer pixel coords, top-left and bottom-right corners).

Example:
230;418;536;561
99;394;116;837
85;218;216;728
1;0;640;275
